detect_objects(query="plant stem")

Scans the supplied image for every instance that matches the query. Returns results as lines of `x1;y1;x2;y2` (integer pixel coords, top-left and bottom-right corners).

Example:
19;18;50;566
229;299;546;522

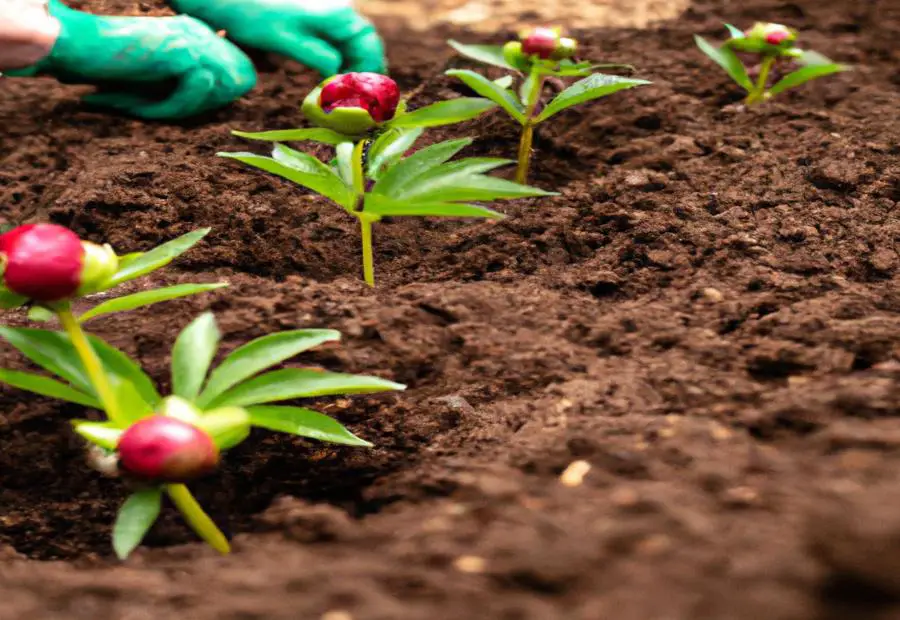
516;70;546;185
359;214;375;288
57;305;124;426
746;55;775;105
57;305;230;556
166;484;231;555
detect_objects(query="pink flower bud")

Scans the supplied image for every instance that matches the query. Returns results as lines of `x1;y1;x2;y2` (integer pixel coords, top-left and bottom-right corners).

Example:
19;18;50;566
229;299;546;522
521;27;560;59
0;224;84;302
319;73;400;123
117;416;219;483
765;30;790;45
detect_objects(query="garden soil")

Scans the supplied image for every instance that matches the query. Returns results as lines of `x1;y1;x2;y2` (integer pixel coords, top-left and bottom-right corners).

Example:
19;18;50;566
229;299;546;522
1;0;899;617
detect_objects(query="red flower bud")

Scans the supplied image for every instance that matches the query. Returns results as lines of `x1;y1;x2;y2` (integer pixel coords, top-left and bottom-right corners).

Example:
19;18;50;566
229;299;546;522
320;73;400;123
0;224;84;302
521;27;560;59
765;30;790;45
117;416;219;483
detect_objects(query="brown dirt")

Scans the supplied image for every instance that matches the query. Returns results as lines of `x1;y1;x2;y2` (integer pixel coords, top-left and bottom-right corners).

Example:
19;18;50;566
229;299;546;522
1;0;900;618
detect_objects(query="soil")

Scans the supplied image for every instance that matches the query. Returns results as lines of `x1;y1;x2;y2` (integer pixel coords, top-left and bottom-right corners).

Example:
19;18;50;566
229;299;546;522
1;0;899;618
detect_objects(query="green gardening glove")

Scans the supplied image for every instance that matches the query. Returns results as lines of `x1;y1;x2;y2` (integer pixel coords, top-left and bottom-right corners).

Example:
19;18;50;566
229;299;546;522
6;0;257;119
168;0;386;77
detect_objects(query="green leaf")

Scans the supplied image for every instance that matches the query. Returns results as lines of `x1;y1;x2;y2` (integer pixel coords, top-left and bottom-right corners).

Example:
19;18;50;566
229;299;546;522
73;419;123;450
110;375;154;425
107;229;211;288
694;35;753;92
113;489;162;560
247;405;373;447
198;407;251;450
0;288;27;309
171;312;220;402
373;138;473;198
197;329;342;408
218;151;354;209
445;70;526;123
769;63;848;96
207;368;405;408
367;127;424;180
393;157;511;198
388;98;498;129
335;141;356;186
796;50;836;67
724;23;745;39
78;283;227;323
536;73;651;123
0;327;93;393
519;71;540;105
400;176;555;203
0;369;100;407
232;128;354;145
494;76;514;89
448;40;517;71
27;306;55;322
88;335;161;408
364;196;505;219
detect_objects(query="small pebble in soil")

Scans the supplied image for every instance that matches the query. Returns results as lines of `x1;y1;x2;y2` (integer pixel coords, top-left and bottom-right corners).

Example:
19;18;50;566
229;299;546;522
559;460;592;487
454;555;488;574
700;287;725;302
320;612;354;620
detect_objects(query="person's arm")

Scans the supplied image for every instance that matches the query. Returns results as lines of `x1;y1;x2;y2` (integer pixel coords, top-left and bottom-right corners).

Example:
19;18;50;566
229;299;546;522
3;0;258;119
168;0;386;76
0;0;60;71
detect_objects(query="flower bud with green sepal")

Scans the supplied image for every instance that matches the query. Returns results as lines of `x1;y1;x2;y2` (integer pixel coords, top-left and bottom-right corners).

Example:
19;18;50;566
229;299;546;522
302;72;401;137
117;413;220;484
726;22;799;56
76;241;119;296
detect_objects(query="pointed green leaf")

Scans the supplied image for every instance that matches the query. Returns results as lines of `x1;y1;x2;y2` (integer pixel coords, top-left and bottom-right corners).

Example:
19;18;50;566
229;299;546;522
393;157;513;199
107;229;211;288
536;74;651;122
364;196;505;219
335;141;356;186
232;128;354;145
0;369;100;408
519;71;540;105
448;40;517;71
171;312;220;402
0;288;27;309
247;405;373;447
396;169;556;203
207;368;405;408
197;329;342;408
724;23;745;39
78;283;227;323
373;138;473;198
768;63;849;95
367;127;424;179
73;419;123;450
110;375;154;425
388;98;498;129
445;70;526;123
494;76;514;89
694;35;753;92
113;489;163;560
88;335;161;407
218;152;354;208
0;327;93;393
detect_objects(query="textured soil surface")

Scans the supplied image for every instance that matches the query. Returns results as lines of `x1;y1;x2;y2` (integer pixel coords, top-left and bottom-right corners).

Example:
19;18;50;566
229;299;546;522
1;0;900;618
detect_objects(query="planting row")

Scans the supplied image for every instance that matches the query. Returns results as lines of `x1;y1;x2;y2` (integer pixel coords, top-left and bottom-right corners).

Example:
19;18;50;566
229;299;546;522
0;24;848;558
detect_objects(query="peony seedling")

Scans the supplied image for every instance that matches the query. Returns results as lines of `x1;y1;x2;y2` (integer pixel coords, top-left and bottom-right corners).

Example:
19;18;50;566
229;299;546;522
221;73;554;287
0;311;404;559
448;28;650;184
695;22;849;105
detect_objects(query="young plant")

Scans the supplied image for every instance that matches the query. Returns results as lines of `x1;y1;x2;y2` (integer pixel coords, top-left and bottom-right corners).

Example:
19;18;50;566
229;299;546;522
0;223;227;553
695;22;849;105
0;311;404;559
221;73;554;287
448;28;650;184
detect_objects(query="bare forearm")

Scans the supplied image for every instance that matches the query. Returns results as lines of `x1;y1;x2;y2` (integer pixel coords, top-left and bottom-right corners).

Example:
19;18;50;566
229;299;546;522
0;0;60;70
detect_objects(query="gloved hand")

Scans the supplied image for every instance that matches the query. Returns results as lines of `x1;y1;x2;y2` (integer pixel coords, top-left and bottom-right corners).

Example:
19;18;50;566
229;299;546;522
5;0;257;119
169;0;386;77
